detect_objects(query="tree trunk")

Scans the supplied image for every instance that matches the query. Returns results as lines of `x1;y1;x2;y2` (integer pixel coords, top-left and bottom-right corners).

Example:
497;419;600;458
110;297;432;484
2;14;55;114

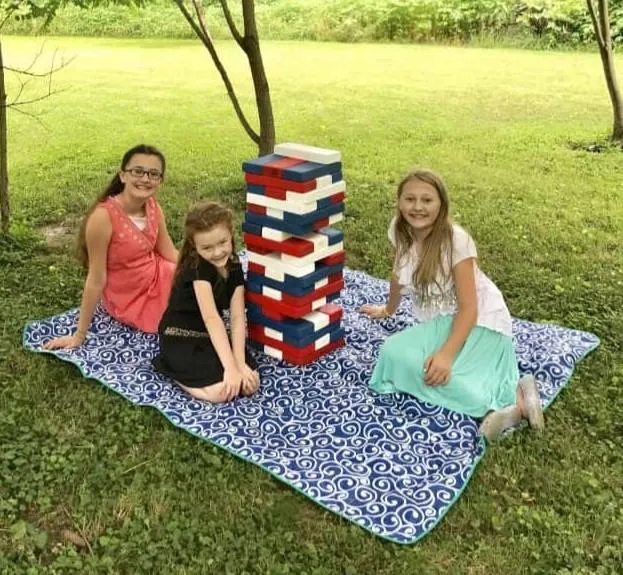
589;0;623;141
0;38;10;233
242;0;275;155
597;22;623;139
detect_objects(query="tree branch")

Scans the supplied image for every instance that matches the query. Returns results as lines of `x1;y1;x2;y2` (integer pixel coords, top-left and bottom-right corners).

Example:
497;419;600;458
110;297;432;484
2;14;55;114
0;10;14;31
9;105;48;130
219;0;244;48
173;0;260;144
175;0;208;42
5;54;75;78
9;87;68;108
191;0;211;44
587;0;605;50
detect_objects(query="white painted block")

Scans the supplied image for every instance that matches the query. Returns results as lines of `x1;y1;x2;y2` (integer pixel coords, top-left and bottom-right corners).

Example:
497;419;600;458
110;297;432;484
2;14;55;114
247;251;316;277
314;334;331;350
262;286;282;301
302;232;329;251
265;327;283;341
263;266;285;282
247;192;316;215
316;175;333;188
264;345;283;360
328;213;344;225
281;241;343;268
274;143;341;164
311;297;327;310
286;180;345;204
305;310;330;331
314;278;329;290
266;207;284;220
262;227;291;242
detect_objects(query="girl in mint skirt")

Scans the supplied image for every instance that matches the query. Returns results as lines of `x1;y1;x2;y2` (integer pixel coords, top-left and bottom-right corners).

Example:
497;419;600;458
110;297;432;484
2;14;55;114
361;169;544;441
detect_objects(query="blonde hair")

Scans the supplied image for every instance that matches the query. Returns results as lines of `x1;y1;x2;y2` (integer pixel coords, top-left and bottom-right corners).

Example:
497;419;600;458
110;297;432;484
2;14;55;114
175;200;238;282
393;168;453;304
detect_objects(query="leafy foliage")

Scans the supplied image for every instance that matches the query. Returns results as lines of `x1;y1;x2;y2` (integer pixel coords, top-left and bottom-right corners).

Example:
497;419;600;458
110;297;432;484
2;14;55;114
5;0;620;46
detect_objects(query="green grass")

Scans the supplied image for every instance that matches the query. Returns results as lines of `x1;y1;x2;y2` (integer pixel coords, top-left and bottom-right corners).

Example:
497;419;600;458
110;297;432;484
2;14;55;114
1;36;622;573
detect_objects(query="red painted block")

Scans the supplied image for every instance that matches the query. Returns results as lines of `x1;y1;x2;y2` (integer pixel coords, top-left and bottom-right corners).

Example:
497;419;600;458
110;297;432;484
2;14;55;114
244;232;315;257
252;297;286;321
246;290;326;319
312;218;329;231
319;251;345;266
247;203;267;215
248;262;265;275
262;157;305;178
331;192;346;204
319;303;343;324
263;187;287;200
246;246;272;256
245;172;317;192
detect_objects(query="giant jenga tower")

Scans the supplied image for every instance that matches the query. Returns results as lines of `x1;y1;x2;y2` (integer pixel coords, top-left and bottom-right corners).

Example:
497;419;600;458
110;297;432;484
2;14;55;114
242;143;346;365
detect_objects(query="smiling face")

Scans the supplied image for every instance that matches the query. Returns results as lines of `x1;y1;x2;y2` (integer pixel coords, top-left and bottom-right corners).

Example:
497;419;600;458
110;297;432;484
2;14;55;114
397;179;442;236
118;153;164;202
194;224;233;270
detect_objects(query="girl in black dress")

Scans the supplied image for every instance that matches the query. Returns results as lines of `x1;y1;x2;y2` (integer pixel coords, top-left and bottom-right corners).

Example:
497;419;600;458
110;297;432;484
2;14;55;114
153;201;259;403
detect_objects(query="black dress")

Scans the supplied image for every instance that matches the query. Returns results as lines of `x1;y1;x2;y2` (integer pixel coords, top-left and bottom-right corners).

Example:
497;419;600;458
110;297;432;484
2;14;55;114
152;258;257;388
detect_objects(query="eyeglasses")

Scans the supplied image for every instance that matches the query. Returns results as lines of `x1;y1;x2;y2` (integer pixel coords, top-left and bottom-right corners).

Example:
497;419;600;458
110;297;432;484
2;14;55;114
124;167;163;181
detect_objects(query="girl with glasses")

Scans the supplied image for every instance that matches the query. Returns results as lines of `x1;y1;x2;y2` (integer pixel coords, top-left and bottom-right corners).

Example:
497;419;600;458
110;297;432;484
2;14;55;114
44;144;178;349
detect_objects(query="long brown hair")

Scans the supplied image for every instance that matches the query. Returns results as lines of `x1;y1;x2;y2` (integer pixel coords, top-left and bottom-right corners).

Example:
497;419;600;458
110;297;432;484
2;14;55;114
175;200;238;283
393;168;453;304
76;144;166;268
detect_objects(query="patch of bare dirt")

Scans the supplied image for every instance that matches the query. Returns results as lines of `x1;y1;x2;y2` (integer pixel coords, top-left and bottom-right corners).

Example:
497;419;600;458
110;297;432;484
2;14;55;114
39;223;75;249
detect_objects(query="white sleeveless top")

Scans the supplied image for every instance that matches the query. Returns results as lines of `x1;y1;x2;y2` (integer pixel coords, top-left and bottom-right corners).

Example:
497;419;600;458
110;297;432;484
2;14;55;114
388;218;513;337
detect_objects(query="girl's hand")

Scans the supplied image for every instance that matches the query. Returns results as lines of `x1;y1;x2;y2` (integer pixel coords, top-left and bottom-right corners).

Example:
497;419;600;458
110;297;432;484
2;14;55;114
360;304;392;319
424;352;452;386
223;369;242;401
241;363;260;396
43;333;85;350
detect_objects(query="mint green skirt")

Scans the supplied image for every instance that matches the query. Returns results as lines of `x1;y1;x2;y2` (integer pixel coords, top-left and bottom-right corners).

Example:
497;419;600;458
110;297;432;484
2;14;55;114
369;315;518;417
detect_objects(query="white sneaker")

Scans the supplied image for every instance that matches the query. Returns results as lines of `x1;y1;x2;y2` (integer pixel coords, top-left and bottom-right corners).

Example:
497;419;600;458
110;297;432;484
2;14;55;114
519;375;545;431
478;405;522;442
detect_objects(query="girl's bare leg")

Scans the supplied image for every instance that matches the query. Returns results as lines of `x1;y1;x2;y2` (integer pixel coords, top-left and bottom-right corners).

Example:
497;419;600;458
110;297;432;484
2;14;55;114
177;381;229;403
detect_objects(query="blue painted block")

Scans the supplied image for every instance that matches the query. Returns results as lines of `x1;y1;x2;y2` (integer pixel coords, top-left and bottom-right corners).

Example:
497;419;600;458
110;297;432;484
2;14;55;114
245;205;342;236
281;202;344;227
241;221;263;237
242;153;285;175
318;227;343;246
281;161;342;182
246;183;267;195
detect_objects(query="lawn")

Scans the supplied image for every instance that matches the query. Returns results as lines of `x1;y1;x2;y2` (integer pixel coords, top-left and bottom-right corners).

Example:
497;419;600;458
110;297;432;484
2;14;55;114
1;36;621;573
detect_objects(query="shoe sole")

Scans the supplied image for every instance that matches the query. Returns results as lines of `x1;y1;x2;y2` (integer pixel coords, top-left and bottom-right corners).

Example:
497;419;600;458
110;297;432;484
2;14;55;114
479;405;522;442
519;375;545;431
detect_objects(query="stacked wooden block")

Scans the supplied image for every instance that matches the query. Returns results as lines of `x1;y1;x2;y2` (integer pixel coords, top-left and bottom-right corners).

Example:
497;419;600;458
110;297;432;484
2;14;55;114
242;143;346;365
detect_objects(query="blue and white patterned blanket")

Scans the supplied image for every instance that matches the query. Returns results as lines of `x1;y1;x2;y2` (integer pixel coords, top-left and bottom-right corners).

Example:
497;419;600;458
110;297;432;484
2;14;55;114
23;267;599;544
